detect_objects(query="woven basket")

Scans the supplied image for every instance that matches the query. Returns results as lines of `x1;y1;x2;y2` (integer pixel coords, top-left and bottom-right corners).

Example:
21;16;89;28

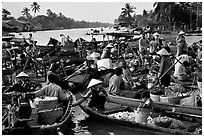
38;107;63;125
150;93;160;102
160;95;181;104
34;97;59;111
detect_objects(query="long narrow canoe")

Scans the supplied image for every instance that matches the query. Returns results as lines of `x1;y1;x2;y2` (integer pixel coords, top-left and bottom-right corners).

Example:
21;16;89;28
79;103;200;135
106;94;202;116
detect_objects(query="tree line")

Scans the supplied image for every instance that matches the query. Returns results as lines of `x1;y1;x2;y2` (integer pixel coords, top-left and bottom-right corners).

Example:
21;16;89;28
2;2;112;32
116;2;202;31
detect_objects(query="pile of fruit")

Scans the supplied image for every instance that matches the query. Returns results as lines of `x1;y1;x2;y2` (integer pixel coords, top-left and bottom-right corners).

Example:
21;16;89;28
107;111;136;122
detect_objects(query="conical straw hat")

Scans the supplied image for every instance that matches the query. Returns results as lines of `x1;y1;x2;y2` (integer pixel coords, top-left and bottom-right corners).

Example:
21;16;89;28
157;48;170;55
178;31;185;35
87;79;103;89
153;32;160;37
90;52;101;58
16;71;29;78
106;43;113;48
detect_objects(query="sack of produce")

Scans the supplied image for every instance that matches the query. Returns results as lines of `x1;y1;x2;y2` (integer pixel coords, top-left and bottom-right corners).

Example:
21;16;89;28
153;116;172;128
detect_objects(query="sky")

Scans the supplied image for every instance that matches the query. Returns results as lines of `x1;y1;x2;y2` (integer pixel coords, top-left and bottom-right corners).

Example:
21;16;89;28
2;0;154;24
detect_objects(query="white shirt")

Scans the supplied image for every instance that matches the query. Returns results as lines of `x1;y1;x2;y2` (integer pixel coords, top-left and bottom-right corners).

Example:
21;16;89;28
60;35;66;46
173;54;190;77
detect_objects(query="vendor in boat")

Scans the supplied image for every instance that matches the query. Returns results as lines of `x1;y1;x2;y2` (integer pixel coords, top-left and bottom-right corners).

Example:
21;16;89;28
108;67;124;95
119;60;134;89
173;50;191;79
91;38;98;51
73;79;108;110
149;32;163;55
46;63;62;85
101;43;115;59
59;34;67;47
139;33;150;65
157;47;172;87
4;71;32;93
176;31;187;57
34;74;69;101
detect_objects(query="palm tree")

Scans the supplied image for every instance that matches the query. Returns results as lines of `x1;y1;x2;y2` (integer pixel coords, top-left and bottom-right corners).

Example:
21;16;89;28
121;3;136;27
21;7;31;18
31;2;40;17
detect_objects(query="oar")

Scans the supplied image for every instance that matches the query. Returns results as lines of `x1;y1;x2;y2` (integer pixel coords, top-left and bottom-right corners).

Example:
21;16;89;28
65;63;85;81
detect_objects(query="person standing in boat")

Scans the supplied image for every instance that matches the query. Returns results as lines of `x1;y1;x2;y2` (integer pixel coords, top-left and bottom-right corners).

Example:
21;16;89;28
139;33;150;65
59;34;67;47
108;67;124;95
119;60;134;90
73;79;108;110
91;38;98;51
149;32;163;54
157;47;172;87
176;31;187;57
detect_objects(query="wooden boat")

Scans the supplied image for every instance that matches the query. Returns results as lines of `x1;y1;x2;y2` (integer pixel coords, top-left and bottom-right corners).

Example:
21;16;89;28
2;93;74;135
106;94;202;117
79;102;201;135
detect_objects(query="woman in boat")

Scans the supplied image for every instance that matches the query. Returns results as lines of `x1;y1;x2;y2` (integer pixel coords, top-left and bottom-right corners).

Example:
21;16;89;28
46;63;62;85
149;32;163;55
173;50;191;78
34;74;69;101
176;31;187;57
139;33;150;65
119;60;134;89
108;67;124;95
73;79;108;110
157;47;172;87
101;43;115;59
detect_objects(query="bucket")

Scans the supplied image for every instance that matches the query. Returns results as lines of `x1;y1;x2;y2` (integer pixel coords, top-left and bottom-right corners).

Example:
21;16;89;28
134;108;151;123
150;93;160;102
160;95;180;104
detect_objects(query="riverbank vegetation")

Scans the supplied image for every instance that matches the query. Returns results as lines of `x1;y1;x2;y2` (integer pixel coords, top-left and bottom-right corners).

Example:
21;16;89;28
2;2;202;33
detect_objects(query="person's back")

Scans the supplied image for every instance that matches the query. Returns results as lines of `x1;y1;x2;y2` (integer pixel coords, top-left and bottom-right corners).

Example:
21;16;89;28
108;68;123;95
35;74;67;101
174;54;190;78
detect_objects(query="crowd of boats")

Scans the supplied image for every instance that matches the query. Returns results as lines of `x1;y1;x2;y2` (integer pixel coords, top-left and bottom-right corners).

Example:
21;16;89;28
2;29;202;135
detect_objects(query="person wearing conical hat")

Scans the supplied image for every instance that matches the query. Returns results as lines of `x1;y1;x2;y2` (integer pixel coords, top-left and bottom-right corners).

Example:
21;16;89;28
73;79;107;110
101;43;115;59
176;31;187;57
157;47;172;87
16;71;29;78
149;32;163;54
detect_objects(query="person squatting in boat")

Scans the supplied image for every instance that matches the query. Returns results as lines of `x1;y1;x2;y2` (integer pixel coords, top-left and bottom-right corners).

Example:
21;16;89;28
73;79;108;110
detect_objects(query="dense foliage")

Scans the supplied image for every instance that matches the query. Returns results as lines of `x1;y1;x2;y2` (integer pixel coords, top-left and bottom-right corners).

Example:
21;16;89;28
117;2;202;31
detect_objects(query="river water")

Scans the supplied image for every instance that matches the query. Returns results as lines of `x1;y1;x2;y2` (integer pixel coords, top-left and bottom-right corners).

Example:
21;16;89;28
11;28;202;135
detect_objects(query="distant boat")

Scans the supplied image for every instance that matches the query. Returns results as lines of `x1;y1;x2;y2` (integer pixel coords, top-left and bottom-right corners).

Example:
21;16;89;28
185;30;202;36
85;29;101;35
